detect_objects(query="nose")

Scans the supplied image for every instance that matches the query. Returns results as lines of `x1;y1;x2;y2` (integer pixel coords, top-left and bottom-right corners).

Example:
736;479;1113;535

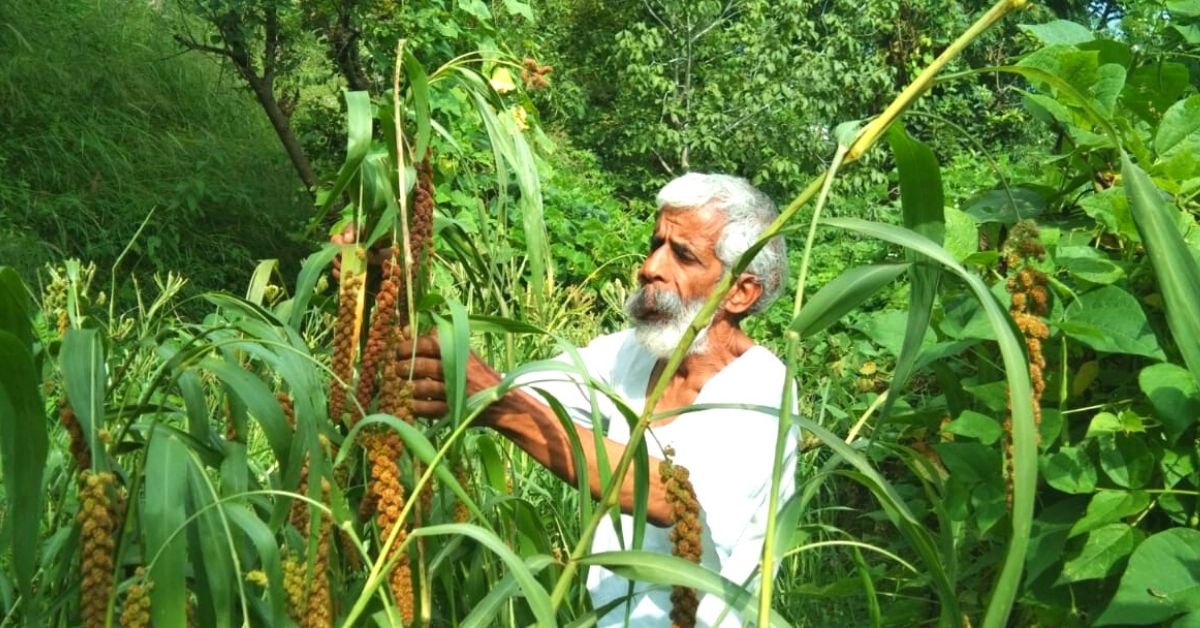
638;245;668;286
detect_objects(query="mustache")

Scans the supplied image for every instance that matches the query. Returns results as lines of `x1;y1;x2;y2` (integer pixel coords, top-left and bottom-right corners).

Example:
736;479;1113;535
625;286;686;322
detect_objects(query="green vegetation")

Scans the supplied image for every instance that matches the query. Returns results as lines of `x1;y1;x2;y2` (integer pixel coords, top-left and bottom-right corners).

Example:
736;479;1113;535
2;0;1199;626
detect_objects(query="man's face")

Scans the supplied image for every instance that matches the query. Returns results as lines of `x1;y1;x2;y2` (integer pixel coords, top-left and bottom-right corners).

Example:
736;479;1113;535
625;205;725;357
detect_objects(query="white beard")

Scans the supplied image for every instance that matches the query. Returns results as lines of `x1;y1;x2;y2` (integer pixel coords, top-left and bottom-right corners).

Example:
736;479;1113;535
624;287;711;359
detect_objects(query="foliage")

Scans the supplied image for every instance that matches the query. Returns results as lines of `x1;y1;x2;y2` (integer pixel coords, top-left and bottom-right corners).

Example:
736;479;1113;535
0;0;308;295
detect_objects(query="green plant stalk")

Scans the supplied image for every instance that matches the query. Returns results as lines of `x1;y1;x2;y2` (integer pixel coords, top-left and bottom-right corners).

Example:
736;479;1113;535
845;0;1030;162
759;142;849;624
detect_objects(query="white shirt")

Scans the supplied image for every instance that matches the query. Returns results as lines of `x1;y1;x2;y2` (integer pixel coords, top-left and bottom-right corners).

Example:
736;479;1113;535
514;330;798;626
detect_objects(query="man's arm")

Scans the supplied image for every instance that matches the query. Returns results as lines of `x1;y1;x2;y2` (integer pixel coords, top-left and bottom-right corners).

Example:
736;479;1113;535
399;334;676;527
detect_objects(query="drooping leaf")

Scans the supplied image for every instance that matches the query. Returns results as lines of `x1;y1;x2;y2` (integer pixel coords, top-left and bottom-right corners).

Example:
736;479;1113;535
61;328;107;470
1123;152;1200;387
0;331;47;604
1096;528;1200;625
943;410;1003;445
144;428;189;628
1057;523;1135;584
0;267;33;348
1055;245;1125;284
790;264;909;337
1156;95;1200;158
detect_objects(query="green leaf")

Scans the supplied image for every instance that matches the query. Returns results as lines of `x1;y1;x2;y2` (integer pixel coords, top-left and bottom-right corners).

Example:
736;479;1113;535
963;187;1047;225
1096;528;1200;625
224;503;287;625
579;551;792;627
311;90;373;229
0;267;33;348
1069;491;1150;538
0;331;47;604
1043;445;1097;494
1060;285;1165;360
1058;523;1134;584
1080;186;1137;240
458;0;492;20
884;123;944;420
411;524;554;625
502;0;534;20
1055;245;1125;284
1122;61;1191;124
144;428;189;628
943;206;979;261
790;264;909;337
821;217;1037;628
403;51;432;158
1018;20;1095;46
460;555;554;628
1099;434;1154;488
943;410;1003;445
61;328;107;470
1139;363;1200;439
1156;95;1200;158
1124;153;1200;388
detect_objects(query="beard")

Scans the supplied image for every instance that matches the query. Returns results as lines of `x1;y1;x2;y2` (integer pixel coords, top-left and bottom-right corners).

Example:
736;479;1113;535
624;286;710;359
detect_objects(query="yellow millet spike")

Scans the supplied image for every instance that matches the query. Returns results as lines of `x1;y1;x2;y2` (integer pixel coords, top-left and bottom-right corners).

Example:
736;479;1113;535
329;269;366;424
119;569;152;628
300;481;334;628
282;557;307;623
354;257;403;425
78;471;117;628
660;448;701;628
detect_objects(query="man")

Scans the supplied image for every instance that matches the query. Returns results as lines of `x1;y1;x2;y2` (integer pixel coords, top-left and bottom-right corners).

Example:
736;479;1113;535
398;172;797;626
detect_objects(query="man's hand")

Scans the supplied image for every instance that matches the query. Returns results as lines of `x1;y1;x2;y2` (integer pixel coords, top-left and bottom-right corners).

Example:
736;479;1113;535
395;331;503;422
330;224;395;281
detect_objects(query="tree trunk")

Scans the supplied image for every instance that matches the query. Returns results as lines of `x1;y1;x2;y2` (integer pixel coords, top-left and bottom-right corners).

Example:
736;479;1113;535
242;71;318;194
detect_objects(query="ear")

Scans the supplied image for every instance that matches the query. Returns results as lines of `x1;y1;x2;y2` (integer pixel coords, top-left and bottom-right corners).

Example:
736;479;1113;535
722;273;763;317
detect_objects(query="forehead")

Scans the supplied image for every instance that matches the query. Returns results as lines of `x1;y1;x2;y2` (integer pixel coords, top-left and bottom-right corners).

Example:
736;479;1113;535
654;204;724;237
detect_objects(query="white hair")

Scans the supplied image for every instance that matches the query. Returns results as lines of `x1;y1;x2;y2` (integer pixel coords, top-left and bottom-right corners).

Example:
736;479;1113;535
656;172;788;315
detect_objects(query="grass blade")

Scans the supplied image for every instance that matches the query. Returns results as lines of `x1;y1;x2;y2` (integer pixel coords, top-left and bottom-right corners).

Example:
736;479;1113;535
824;217;1036;628
0;267;34;349
144;427;189;628
579;551;793;627
883;123;945;421
790;264;910;337
459;555;555;628
409;524;556;626
60;328;106;470
0;331;47;606
1122;152;1200;387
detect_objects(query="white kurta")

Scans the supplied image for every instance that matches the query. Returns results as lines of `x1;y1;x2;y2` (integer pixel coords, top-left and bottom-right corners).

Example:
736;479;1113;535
514;330;799;626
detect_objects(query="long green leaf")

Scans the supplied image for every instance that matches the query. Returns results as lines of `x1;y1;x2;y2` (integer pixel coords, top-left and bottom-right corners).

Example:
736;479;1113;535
144;428;189;628
0;267;34;348
409;524;556;626
404;51;432;158
61;328;106;470
459;555;555;628
224;503;287;626
790;264;910;337
1122;152;1200;388
884;123;945;422
198;357;291;463
824;217;1036;628
579;551;792;627
309;90;373;230
187;458;237;628
0;331;47;606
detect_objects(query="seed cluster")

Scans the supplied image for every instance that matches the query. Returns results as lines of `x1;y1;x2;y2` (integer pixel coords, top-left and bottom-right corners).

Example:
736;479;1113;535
119;569;152;628
412;158;435;277
329;270;364;424
60;401;91;470
300;480;333;628
660;448;701;628
78;471;118;628
353;258;403;425
520;57;553;90
1003;220;1050;508
452;459;471;523
282;557;307;623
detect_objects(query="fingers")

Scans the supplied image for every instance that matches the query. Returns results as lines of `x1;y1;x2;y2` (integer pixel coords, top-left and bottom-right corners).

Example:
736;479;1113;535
396;333;441;359
395;357;444;380
410;378;444;401
411;400;448;418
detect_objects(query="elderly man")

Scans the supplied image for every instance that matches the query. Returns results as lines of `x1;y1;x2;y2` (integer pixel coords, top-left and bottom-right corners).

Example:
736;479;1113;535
400;172;797;626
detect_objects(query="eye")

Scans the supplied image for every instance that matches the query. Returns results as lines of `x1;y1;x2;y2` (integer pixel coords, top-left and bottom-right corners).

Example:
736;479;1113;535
672;242;696;263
